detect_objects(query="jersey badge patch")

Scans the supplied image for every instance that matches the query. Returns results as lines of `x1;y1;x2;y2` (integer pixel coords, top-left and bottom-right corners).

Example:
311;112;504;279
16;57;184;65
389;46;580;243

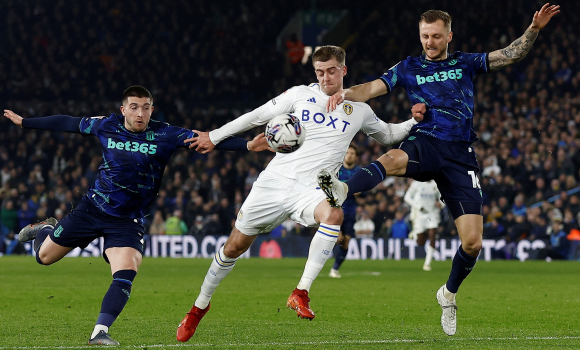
307;97;316;103
146;131;155;141
343;104;353;115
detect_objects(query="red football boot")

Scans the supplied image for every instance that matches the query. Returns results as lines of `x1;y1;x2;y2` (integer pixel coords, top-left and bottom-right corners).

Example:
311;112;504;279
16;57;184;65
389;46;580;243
287;288;315;320
176;303;211;342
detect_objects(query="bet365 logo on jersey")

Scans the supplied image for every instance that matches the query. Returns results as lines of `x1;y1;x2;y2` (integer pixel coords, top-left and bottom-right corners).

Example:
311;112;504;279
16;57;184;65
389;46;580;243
107;138;157;154
416;69;463;85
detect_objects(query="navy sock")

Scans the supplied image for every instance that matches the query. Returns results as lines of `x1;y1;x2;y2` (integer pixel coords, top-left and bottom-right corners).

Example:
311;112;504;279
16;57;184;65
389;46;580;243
34;226;53;252
34;227;53;265
446;245;477;293
332;246;348;270
346;161;386;196
96;270;137;327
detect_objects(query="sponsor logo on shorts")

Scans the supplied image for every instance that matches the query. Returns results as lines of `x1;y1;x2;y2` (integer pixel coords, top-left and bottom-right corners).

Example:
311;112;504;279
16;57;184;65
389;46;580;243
54;226;63;238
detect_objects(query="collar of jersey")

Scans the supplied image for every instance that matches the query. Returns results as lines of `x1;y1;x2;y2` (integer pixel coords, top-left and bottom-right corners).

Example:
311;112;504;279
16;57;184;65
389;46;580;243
419;51;458;65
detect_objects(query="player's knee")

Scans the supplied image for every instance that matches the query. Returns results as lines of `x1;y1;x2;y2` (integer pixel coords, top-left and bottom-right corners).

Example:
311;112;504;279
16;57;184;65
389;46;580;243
320;207;343;225
37;251;55;265
461;235;482;256
378;150;407;175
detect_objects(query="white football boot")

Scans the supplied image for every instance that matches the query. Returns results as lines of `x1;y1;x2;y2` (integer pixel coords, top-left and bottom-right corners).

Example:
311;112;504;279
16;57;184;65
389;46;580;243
317;169;347;208
436;285;457;336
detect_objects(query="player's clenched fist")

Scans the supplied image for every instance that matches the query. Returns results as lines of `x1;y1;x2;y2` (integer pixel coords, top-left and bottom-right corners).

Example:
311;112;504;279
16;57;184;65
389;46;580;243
411;103;426;122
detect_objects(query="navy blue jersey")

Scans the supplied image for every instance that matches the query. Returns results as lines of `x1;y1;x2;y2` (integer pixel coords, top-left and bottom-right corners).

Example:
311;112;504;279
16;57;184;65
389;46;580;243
381;51;489;143
79;113;195;218
339;165;360;217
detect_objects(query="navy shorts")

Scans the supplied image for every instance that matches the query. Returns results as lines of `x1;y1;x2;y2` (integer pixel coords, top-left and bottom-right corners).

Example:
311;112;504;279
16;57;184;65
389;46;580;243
398;134;483;220
50;196;145;263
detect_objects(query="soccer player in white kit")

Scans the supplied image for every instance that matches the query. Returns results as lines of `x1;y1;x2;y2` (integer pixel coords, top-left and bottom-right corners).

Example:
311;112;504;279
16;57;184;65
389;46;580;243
176;45;422;342
404;180;444;271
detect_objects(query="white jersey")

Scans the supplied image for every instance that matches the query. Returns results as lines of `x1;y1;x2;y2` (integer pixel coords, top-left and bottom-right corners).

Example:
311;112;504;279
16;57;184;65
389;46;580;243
209;84;417;186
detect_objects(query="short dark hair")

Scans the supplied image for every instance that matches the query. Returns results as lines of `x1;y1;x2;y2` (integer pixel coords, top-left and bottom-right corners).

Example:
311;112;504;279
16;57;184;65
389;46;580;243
312;45;346;67
419;10;452;32
348;144;359;156
123;85;153;105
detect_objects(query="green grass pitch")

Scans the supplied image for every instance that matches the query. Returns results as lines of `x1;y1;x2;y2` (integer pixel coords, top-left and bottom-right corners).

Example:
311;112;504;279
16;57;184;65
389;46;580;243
1;256;579;349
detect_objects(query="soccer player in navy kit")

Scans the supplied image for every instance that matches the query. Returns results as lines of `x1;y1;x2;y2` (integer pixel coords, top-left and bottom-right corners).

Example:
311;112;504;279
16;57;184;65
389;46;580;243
329;145;360;279
4;86;268;345
319;4;559;335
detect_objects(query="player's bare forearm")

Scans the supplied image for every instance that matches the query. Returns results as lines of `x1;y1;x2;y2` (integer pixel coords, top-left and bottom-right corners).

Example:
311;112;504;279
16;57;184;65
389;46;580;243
488;28;539;71
346;79;388;102
489;3;559;71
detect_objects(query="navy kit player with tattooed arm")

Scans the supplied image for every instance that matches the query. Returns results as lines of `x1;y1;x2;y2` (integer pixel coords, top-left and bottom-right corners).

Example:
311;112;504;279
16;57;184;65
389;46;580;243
4;86;268;346
320;4;560;335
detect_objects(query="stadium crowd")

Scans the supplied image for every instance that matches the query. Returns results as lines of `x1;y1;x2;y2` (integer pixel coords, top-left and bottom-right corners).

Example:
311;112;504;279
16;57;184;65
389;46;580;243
1;0;579;259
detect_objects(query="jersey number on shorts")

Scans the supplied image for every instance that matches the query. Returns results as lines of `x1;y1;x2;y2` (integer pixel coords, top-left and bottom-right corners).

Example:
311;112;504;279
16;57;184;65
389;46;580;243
468;171;481;189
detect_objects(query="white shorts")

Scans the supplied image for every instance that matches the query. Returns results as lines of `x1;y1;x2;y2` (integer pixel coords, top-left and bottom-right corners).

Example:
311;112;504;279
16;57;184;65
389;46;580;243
409;212;440;239
235;170;327;235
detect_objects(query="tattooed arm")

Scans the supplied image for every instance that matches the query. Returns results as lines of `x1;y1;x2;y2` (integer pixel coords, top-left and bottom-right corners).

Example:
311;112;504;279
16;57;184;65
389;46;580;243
489;3;560;71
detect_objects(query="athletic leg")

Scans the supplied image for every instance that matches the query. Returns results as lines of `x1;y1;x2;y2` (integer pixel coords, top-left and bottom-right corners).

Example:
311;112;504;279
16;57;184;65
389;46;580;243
345;149;409;196
89;247;142;345
195;228;256;309
330;231;350;277
423;228;437;271
177;228;256;342
287;200;342;320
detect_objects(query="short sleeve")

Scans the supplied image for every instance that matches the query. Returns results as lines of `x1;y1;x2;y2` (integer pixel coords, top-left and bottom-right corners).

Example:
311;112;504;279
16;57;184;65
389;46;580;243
380;62;404;92
463;52;489;75
171;127;196;148
79;116;108;135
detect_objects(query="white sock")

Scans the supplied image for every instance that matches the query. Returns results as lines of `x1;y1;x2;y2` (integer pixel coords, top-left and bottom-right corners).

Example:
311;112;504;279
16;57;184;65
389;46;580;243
296;224;340;291
425;245;434;267
91;324;108;339
194;246;237;309
443;284;456;302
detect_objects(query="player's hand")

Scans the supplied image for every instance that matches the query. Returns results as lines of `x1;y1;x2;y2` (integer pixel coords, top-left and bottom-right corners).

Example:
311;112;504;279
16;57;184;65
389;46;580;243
326;89;347;112
3;110;23;126
530;3;560;30
411;103;426;122
186;130;216;154
247;133;274;152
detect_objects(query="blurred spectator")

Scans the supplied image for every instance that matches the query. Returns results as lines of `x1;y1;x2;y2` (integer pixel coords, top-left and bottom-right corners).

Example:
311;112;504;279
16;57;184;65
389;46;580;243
187;216;206;236
164;210;188;235
388;210;410;239
1;200;18;233
538;216;570;260
354;211;375;239
149;211;166;235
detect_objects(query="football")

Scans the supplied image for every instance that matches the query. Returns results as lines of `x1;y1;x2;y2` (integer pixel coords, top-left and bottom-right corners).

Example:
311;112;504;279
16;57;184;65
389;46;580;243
265;114;306;153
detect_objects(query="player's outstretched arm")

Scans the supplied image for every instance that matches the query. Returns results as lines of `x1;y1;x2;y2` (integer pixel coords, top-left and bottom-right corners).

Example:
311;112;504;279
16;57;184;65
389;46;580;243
185;130;271;154
488;3;559;71
326;79;388;112
4;110;83;132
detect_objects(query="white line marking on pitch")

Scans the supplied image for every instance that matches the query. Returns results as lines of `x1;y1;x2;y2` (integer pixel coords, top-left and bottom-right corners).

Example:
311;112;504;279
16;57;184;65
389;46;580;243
2;336;580;349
